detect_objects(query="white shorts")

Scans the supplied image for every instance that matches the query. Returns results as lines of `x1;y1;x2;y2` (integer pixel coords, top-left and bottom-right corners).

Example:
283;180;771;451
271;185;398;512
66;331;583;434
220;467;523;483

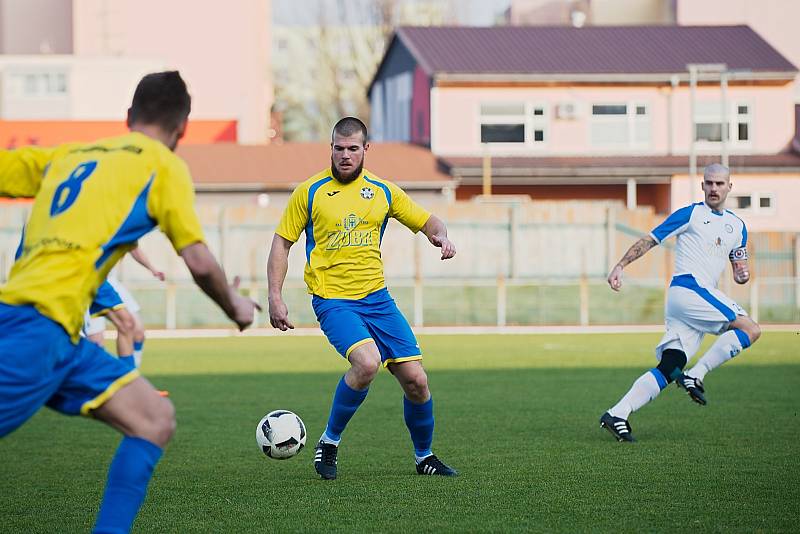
82;277;140;337
83;311;107;336
108;276;140;315
655;275;747;361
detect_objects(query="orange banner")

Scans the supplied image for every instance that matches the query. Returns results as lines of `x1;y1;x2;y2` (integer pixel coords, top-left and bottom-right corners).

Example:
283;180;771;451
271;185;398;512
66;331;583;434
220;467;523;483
1;120;237;148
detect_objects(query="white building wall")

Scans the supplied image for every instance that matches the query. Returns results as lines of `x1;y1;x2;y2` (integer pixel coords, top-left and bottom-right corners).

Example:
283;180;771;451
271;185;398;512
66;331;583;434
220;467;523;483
0;56;163;119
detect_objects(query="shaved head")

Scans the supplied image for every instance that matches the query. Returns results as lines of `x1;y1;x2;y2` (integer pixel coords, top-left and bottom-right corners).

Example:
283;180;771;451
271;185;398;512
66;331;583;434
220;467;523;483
701;163;732;210
704;163;730;182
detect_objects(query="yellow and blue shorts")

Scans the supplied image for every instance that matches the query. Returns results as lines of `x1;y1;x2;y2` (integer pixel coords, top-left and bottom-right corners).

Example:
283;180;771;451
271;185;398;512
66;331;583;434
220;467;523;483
0;303;139;437
312;287;422;366
89;279;125;317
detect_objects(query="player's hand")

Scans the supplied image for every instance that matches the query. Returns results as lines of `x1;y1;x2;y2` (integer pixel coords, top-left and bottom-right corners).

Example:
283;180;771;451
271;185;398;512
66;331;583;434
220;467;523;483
430;234;456;260
268;294;295;331
732;260;750;284
151;269;166;282
229;276;262;331
607;264;624;292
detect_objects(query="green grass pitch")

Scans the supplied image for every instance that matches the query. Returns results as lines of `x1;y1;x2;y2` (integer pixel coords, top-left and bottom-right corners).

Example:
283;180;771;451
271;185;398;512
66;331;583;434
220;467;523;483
1;332;799;533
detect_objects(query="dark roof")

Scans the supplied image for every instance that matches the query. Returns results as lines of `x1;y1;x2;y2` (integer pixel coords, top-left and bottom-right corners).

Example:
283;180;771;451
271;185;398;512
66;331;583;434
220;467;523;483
441;153;800;184
393;25;797;77
176;143;454;192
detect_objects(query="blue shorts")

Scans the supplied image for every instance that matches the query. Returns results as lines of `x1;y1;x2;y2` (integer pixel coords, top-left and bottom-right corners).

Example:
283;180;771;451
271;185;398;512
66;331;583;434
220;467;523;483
0;303;139;437
312;288;421;366
89;280;125;317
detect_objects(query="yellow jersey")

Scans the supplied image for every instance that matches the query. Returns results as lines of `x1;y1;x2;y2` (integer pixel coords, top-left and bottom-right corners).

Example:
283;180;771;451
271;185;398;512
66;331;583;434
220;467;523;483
0;132;205;341
275;168;430;299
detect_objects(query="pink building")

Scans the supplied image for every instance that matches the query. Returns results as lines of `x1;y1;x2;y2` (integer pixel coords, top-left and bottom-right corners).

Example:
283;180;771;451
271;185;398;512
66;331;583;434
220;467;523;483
368;26;800;230
0;0;272;144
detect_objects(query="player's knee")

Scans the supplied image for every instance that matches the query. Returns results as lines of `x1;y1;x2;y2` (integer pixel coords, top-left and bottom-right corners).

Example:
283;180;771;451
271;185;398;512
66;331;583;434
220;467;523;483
134;326;145;342
734;317;761;345
396;364;429;402
656;349;687;383
117;313;136;336
149;397;176;446
746;322;761;344
405;374;429;403
351;358;380;385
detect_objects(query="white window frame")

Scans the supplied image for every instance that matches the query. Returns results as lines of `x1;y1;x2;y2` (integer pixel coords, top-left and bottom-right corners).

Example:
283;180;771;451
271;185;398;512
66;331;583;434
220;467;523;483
478;101;549;149
589;101;651;150
729;191;775;215
693;100;753;151
6;69;68;99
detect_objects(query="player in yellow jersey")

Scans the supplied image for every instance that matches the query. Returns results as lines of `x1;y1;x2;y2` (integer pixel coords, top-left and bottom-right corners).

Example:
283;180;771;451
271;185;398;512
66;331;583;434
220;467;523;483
267;117;458;479
0;71;258;534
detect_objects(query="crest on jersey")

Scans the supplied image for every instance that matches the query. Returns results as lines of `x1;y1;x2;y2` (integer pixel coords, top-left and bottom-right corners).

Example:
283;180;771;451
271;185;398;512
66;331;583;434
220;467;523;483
360;187;374;200
715;237;722;246
343;213;359;231
725;224;733;233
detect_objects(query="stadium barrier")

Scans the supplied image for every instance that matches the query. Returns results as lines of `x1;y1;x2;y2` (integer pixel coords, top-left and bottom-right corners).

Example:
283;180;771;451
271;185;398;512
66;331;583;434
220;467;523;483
2;201;798;327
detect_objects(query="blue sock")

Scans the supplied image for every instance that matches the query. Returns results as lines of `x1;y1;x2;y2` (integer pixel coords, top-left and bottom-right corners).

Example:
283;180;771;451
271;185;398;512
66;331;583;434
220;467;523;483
93;436;163;534
118;355;135;371
404;396;434;460
133;340;144;368
322;376;369;443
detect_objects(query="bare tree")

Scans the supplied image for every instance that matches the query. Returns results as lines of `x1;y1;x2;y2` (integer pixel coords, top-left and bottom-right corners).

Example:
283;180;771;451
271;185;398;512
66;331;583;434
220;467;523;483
274;0;456;141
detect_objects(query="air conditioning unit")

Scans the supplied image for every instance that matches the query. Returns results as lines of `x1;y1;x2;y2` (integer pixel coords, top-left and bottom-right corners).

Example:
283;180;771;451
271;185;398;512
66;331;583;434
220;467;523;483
556;102;579;120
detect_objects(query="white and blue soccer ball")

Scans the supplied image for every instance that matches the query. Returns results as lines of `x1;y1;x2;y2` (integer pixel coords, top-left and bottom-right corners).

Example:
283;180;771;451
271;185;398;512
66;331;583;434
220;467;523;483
256;410;306;460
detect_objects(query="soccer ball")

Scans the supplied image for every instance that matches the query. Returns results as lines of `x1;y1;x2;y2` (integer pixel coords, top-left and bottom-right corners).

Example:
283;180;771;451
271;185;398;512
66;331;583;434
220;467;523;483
256;410;307;460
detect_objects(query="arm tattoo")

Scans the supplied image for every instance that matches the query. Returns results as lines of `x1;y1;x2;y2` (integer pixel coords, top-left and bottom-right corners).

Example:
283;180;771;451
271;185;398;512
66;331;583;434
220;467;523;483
617;237;657;268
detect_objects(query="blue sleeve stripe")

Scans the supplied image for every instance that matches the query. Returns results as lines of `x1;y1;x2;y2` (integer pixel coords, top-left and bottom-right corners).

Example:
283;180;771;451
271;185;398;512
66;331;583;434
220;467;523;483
649;368;668;390
651;203;696;243
95;175;157;269
726;210;747;247
669;274;737;322
304;176;332;263
364;177;392;244
740;221;748;248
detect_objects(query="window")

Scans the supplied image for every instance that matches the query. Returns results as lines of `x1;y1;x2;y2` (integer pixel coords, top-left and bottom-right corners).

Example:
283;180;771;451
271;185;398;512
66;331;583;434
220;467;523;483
480;102;548;146
730;193;773;213
590;102;650;148
736;104;751;142
734;196;751;209
481;103;525;143
8;71;68;97
694;101;751;145
531;105;546;143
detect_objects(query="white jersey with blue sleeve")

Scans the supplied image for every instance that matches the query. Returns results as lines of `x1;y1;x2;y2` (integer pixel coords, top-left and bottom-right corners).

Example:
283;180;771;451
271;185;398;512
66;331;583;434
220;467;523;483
650;202;747;289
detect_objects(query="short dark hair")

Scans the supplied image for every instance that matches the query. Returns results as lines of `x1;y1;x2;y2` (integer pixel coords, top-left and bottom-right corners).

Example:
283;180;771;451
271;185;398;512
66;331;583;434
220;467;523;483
128;71;191;132
332;116;368;144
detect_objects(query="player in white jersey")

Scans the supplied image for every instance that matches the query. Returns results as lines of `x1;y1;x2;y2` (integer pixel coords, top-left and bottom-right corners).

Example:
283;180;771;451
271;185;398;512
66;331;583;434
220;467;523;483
599;164;761;442
84;246;165;369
